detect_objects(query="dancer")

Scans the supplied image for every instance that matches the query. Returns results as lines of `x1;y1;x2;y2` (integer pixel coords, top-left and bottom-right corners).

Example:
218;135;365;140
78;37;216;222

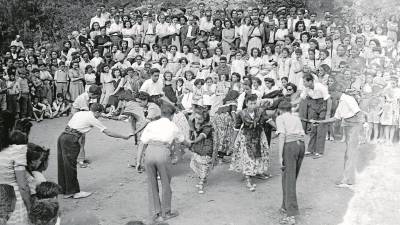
57;103;132;199
140;101;187;223
188;108;215;194
230;93;271;191
301;72;331;159
311;92;365;188
71;85;102;168
276;101;306;225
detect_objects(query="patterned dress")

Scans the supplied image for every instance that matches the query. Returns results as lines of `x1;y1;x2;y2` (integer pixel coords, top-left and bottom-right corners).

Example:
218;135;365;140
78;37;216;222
230;108;270;176
212;103;237;156
189;120;214;179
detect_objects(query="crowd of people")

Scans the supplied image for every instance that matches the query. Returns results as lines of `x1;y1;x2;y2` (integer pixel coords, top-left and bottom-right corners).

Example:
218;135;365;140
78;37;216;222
1;0;400;224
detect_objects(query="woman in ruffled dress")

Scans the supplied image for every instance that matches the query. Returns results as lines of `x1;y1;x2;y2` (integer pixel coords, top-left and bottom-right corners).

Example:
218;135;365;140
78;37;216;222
230;93;271;192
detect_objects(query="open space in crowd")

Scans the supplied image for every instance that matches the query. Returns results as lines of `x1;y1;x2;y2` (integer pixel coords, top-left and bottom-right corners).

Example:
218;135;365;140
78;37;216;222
1;0;400;225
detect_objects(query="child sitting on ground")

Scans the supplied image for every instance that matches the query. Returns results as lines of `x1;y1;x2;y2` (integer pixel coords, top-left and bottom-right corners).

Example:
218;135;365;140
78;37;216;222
32;96;45;122
42;98;54;119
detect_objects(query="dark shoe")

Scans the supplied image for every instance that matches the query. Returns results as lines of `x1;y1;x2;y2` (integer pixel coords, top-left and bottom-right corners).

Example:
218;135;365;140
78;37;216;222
163;210;179;221
151;213;164;224
313;153;323;159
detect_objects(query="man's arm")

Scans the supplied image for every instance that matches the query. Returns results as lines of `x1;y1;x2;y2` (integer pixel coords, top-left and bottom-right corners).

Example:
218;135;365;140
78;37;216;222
103;129;132;139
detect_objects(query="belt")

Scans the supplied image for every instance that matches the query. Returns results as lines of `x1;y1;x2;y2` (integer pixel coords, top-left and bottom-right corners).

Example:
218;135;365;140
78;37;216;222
146;34;155;35
285;140;304;144
63;126;83;138
56;82;67;83
147;141;170;146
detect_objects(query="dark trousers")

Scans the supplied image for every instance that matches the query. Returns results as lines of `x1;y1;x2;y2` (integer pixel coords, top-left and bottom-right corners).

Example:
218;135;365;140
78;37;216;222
282;141;305;217
263;123;273;147
145;143;172;217
306;98;327;154
58;132;81;195
19;93;32;118
6;94;19;115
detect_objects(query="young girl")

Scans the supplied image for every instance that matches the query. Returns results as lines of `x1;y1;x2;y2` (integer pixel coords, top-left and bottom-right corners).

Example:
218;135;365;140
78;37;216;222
84;65;96;92
176;78;184;97
42;98;54;119
188;109;215;194
277;47;291;79
366;86;383;144
212;47;224;69
231;51;247;77
230;72;241;92
198;49;212;79
192;79;205;106
208;34;220;56
100;65;115;106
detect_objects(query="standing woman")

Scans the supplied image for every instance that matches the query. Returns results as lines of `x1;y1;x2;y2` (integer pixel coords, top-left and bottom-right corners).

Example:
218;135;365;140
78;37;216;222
58;103;131;199
230;93;270;191
99;65;115;106
276;101;305;225
188;109;215;194
169;16;181;52
221;20;236;56
247;18;263;56
68;61;85;101
387;15;398;43
122;21;135;48
275;20;289;43
240;16;252;48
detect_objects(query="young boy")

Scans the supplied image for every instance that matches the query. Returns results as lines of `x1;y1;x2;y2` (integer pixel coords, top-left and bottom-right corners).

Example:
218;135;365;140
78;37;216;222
0;71;7;111
32;96;45;122
276;101;305;225
17;69;32;119
54;62;69;97
52;93;71;117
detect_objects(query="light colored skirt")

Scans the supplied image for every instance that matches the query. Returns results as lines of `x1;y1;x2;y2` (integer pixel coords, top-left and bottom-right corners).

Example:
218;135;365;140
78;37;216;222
69;81;84;101
190;153;212;179
100;83;115;106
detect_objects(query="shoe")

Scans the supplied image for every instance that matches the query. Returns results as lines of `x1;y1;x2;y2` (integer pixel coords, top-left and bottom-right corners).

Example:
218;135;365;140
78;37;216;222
279;208;287;215
73;191;92;199
335;183;353;189
255;174;272;180
78;161;88;168
313;153;323;159
280;216;296;224
163;210;179;221
304;151;312;156
63;194;74;199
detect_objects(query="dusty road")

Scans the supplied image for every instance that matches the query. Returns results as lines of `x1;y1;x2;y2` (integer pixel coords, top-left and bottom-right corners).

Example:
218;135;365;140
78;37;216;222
29;117;391;225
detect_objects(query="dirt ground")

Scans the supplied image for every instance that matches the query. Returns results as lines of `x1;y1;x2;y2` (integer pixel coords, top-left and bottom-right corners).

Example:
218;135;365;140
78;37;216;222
30;117;380;225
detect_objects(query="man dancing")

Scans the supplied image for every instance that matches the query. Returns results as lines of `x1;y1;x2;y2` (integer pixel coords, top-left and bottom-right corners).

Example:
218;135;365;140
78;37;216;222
58;103;132;199
140;100;187;223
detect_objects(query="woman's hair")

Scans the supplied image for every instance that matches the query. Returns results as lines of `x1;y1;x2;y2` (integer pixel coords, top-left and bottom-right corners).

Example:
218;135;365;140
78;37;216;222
184;70;195;80
29;199;59;225
163;71;173;80
160;101;176;117
159;56;168;65
286;82;298;92
27;143;50;173
300;31;311;42
264;77;275;86
309;39;319;50
205;76;213;83
179;57;189;64
252;77;262;85
111;68;122;78
195;109;210;123
294;20;306;32
9;130;28;145
194;78;205;86
231;72;241;81
35;182;62;200
250;47;260;57
85;65;93;73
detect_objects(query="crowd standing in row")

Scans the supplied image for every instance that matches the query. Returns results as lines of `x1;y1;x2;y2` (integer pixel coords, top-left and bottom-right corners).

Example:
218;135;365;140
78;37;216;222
1;1;400;225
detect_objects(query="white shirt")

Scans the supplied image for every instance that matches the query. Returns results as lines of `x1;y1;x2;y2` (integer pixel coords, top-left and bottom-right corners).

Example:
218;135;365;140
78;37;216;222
90;16;107;28
140;78;164;96
72;92;90;111
334;94;361;120
301;82;330;100
107;22;122;35
140;118;185;144
68;111;107;133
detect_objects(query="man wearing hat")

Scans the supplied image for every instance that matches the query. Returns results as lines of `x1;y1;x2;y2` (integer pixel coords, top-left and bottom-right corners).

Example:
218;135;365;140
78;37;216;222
58;103;132;199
